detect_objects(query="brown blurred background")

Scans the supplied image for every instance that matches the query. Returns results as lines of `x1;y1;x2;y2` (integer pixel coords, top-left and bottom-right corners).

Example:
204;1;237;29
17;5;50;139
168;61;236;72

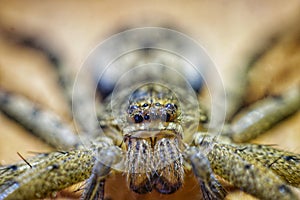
0;1;300;199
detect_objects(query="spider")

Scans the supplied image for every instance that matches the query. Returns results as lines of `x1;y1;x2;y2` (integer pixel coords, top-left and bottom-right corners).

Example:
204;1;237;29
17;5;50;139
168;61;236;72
0;28;299;200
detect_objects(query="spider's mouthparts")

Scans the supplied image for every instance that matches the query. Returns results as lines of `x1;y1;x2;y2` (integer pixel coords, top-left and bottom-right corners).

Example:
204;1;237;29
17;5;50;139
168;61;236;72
124;136;184;194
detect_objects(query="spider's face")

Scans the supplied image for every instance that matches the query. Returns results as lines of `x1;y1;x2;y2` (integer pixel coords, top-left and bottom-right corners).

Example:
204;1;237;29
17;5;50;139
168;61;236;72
124;84;182;139
126;84;180;124
122;83;184;194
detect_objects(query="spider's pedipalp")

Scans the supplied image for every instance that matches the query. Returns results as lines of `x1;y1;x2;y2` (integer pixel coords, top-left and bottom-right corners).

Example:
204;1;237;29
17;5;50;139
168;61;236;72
82;145;122;200
185;146;227;200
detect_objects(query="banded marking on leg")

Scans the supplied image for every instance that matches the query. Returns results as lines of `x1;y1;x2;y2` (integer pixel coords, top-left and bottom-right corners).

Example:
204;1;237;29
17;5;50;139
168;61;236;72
0;89;79;149
229;86;300;142
233;144;300;187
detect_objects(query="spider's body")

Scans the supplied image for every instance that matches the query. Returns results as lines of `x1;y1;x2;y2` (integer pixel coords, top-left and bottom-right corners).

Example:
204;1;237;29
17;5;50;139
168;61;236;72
0;30;300;200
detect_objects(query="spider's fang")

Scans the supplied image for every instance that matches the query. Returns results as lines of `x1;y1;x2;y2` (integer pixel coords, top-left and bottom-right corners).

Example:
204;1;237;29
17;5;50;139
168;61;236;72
125;136;184;194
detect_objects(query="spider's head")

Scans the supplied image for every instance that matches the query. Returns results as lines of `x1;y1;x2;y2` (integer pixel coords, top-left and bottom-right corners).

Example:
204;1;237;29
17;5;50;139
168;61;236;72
126;84;181;125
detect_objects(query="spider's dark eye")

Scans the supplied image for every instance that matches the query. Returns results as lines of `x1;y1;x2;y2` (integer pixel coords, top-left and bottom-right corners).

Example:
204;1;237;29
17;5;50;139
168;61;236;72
144;114;150;120
142;103;148;107
134;114;143;123
165;103;174;109
129;105;138;110
128;105;138;114
155;102;161;106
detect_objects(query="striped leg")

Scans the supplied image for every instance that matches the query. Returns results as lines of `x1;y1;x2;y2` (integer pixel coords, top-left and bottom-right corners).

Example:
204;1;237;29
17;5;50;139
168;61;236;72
193;133;299;200
225;86;300;142
0;149;94;200
0;138;113;200
0;89;79;149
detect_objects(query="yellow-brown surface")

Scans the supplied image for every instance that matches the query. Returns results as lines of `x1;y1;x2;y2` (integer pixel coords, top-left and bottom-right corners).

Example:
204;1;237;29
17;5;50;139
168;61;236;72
0;1;300;199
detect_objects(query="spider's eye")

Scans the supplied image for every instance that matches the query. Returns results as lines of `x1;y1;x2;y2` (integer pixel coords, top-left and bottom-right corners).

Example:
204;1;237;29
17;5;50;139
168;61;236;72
144;114;150;120
142;103;148;107
129;105;138;110
155;102;161;106
134;114;143;123
128;105;138;114
165;103;175;109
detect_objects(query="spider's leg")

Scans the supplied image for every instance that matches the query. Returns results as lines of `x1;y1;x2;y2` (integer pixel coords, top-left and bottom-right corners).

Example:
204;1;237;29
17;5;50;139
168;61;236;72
0;89;79;149
0;137;113;200
57;65;100;136
82;146;122;200
225;86;300;142
184;146;227;200
233;143;300;187
45;50;103;137
0;153;53;186
19;39;101;136
194;133;298;200
0;149;94;200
